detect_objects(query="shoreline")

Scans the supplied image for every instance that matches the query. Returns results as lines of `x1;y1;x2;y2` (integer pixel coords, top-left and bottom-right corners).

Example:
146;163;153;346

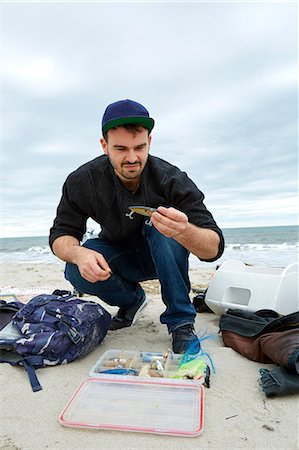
1;262;215;296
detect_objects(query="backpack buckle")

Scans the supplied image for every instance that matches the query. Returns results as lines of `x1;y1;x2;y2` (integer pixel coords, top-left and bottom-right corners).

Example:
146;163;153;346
67;327;83;344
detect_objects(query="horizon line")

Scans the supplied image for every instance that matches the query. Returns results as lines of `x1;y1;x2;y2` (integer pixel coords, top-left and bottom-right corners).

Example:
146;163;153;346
1;223;298;239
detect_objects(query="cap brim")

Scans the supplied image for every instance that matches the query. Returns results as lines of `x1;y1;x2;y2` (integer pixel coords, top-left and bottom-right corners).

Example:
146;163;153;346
102;117;154;134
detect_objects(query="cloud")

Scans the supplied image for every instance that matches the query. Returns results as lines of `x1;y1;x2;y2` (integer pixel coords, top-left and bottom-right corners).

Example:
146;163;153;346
1;1;298;237
5;57;74;95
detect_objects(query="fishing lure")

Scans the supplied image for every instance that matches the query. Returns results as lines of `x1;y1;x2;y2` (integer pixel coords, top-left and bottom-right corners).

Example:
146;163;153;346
126;206;157;226
171;332;216;385
99;368;138;375
170;358;207;381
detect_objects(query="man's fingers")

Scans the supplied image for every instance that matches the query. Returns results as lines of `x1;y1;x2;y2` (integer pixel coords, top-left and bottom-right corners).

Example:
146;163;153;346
152;207;188;228
152;220;173;236
152;212;177;230
156;206;186;221
81;264;111;283
77;248;112;283
151;206;188;238
83;271;111;283
95;252;111;271
88;258;111;281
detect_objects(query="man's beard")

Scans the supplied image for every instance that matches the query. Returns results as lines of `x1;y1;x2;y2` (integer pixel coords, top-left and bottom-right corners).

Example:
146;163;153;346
112;160;142;180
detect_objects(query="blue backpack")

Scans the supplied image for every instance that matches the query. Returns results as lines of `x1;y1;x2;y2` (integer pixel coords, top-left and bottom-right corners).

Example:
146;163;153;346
0;290;111;392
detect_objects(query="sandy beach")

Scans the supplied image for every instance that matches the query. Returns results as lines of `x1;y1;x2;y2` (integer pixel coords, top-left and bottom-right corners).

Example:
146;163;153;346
0;263;298;450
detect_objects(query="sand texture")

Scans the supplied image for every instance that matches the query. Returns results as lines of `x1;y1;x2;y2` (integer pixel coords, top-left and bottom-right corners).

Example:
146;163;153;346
0;263;298;450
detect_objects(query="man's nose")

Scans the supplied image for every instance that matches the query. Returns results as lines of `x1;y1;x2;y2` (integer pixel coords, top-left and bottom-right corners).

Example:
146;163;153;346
126;149;138;162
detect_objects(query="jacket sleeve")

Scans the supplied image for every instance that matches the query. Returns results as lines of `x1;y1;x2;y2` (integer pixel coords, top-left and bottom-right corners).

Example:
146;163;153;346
49;173;90;250
165;170;225;262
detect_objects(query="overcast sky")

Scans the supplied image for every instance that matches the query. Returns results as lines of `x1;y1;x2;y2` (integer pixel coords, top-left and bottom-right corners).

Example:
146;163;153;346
1;1;298;238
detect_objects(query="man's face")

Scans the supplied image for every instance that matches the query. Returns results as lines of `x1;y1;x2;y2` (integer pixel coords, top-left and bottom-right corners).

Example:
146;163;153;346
100;127;151;185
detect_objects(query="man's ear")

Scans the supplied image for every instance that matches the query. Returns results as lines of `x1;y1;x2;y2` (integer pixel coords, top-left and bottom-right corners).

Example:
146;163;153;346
100;137;108;155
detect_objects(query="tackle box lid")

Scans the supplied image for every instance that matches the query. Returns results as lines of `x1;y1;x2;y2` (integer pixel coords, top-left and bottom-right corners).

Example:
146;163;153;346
59;375;204;437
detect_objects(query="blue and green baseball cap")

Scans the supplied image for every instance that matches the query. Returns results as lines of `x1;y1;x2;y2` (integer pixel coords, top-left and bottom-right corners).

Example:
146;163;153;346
102;99;155;134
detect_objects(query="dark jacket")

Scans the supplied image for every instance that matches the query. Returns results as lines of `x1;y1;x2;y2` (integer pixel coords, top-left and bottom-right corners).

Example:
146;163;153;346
49;155;224;262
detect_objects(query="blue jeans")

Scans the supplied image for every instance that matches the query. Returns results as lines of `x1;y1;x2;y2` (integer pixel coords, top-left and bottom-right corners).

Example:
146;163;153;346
65;223;196;333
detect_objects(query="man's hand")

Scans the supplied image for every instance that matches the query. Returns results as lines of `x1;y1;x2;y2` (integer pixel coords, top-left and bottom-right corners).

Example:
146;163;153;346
73;247;112;283
151;206;188;238
151;206;220;260
52;235;112;283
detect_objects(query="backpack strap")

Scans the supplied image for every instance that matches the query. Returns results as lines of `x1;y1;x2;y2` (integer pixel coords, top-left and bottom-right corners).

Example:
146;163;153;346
18;293;74;319
0;349;44;392
22;356;44;392
45;306;84;344
56;321;83;344
0;300;24;310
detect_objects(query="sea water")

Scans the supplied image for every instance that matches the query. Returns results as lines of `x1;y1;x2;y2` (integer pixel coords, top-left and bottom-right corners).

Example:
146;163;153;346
1;225;298;268
195;225;299;268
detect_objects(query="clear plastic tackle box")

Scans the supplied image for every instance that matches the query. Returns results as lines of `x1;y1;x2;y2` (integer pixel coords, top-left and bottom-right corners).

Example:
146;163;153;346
59;349;204;437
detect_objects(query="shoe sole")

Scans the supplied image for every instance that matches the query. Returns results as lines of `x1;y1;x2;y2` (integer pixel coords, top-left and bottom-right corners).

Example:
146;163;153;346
131;295;150;325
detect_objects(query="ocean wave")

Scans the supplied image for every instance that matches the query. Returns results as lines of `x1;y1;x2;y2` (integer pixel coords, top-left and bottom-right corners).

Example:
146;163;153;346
26;246;52;254
225;242;298;251
190;242;298;268
2;247;58;263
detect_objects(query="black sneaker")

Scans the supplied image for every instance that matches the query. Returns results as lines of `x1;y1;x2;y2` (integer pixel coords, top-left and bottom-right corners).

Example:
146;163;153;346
109;296;149;331
172;324;200;354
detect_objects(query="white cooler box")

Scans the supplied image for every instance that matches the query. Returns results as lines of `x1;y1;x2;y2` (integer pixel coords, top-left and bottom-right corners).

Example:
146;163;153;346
205;260;299;316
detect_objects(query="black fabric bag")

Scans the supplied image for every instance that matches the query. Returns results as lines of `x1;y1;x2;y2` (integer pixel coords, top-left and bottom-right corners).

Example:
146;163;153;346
219;309;299;337
219;309;299;396
260;367;299;397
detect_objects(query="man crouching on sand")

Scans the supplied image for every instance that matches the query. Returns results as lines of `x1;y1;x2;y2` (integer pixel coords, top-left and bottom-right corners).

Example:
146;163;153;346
49;99;224;354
